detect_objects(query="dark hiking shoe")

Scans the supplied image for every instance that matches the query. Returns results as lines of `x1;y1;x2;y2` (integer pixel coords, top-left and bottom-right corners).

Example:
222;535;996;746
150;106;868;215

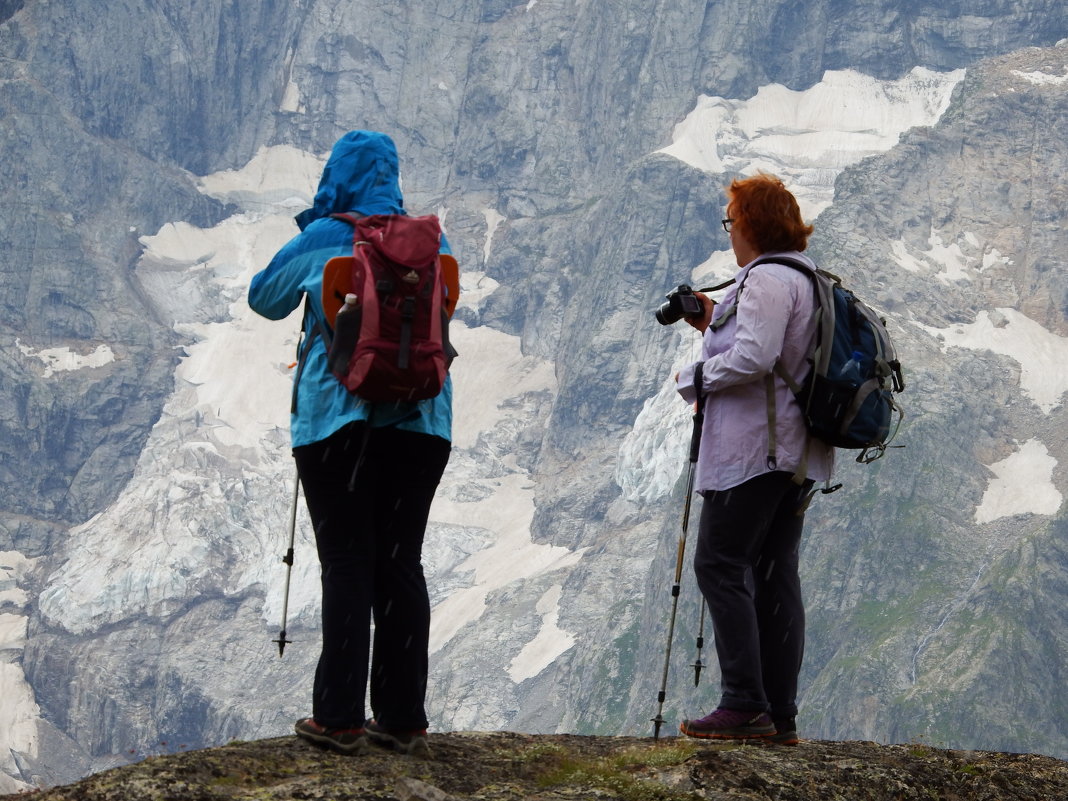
294;717;369;754
365;719;431;757
769;717;799;746
679;708;775;739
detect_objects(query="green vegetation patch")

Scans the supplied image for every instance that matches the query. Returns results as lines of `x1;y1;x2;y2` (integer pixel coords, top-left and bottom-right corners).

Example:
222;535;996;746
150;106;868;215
535;741;703;801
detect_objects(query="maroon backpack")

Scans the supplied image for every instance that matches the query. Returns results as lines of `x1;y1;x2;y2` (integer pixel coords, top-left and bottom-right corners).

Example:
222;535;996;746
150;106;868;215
320;213;454;403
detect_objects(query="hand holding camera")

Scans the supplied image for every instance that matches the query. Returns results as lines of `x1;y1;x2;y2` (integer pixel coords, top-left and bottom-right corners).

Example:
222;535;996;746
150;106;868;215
656;284;714;331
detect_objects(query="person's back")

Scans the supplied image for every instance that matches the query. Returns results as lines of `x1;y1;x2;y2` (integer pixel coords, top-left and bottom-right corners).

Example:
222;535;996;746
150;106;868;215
249;130;454;757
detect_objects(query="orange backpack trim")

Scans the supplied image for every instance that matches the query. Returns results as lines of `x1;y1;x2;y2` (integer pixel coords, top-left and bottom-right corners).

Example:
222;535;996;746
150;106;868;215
321;252;460;328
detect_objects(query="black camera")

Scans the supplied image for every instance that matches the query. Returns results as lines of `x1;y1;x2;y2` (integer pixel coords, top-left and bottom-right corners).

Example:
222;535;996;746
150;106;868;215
656;284;704;325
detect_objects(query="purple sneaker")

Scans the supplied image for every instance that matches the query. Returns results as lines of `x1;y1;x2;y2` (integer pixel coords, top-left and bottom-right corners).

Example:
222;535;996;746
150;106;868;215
680;708;775;739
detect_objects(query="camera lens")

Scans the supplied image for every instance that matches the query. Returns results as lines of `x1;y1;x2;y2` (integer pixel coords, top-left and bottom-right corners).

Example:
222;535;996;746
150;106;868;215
655;285;696;326
656;302;681;326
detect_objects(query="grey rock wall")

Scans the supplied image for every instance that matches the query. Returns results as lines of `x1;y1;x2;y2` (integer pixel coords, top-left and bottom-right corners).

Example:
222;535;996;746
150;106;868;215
795;44;1068;753
2;0;1067;786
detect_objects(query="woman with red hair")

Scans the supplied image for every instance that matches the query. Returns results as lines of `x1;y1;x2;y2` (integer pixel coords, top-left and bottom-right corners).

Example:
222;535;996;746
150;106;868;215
675;174;834;745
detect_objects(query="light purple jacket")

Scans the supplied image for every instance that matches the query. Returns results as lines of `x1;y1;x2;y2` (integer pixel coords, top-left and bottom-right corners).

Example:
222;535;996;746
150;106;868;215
676;251;834;492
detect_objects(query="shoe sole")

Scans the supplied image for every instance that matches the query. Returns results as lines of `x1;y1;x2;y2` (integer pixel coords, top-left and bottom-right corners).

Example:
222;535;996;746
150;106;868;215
679;723;775;740
767;733;799;746
295;725;370;755
366;730;431;758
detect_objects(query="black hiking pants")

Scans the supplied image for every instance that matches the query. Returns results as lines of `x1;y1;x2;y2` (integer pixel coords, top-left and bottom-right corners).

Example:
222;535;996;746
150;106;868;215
293;421;450;731
693;470;813;721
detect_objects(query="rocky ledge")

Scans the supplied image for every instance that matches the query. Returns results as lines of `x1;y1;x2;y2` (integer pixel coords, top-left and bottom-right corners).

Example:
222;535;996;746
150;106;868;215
10;731;1068;800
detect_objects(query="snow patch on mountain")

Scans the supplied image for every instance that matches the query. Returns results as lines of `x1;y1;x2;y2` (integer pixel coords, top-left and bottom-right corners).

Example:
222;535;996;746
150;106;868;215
1012;69;1068;85
918;308;1068;414
891;231;1012;283
426;318;585;661
975;439;1063;524
0;552;34;609
658;67;965;218
428;465;584;653
195;144;322;211
482;208;506;263
14;341;115;377
507;583;575;682
457;271;501;310
616;340;698;504
447;321;555;451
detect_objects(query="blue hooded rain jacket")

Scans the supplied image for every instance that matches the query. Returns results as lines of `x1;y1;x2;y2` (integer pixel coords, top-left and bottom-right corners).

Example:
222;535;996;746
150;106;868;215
248;131;453;448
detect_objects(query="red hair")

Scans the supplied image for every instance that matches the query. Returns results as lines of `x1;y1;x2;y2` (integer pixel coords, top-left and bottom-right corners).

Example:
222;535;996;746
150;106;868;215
726;174;813;253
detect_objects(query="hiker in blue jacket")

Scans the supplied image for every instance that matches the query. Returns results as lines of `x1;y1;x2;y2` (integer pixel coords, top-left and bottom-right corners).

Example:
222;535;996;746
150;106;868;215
248;130;452;757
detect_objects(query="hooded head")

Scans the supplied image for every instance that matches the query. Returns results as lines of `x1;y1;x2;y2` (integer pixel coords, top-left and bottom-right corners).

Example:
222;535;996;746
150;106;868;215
295;130;405;230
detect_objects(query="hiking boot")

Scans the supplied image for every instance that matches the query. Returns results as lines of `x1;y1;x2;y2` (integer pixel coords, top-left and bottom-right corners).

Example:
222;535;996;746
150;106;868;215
365;719;430;757
294;717;369;754
769;717;799;746
679;708;775;739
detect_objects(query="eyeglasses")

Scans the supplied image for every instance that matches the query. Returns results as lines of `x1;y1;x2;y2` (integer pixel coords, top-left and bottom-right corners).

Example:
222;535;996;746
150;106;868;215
721;218;734;233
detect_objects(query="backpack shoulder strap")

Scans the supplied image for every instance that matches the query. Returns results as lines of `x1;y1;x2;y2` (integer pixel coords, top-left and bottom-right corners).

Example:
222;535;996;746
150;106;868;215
739;257;820;479
748;257;839;378
706;256;814;330
291;298;332;414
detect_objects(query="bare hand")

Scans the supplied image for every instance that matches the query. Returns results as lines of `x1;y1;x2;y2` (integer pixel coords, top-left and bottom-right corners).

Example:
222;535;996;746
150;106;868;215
684;293;715;333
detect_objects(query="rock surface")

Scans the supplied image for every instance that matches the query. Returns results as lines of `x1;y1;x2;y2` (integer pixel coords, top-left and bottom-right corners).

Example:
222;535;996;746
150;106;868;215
15;732;1068;801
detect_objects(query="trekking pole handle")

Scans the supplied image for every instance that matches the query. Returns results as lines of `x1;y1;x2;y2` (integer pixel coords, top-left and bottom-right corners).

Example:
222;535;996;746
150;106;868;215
673;538;686;586
688;363;704;464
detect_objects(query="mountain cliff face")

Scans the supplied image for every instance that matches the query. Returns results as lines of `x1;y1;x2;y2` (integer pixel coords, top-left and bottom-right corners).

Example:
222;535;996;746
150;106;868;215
785;46;1068;753
1;0;1067;790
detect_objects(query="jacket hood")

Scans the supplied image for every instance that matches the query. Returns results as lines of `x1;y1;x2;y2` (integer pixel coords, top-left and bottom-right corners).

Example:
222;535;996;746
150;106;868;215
295;130;405;230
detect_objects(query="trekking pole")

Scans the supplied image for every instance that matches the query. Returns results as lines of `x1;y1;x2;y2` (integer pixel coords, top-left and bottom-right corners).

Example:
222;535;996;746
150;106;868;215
273;469;300;657
692;602;707;686
652;368;704;740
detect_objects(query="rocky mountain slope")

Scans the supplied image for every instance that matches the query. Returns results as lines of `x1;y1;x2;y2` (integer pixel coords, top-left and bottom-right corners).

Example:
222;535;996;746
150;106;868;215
14;733;1068;801
1;0;1067;791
